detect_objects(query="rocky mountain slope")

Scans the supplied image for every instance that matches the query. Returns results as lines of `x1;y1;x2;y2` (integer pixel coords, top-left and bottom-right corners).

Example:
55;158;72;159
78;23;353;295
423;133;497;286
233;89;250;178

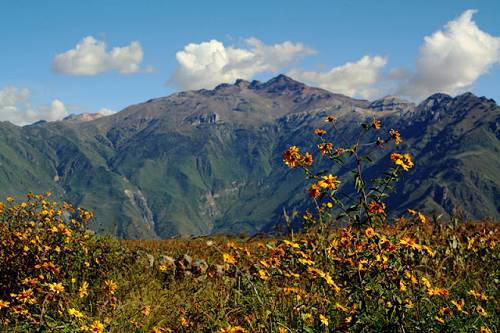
0;75;498;238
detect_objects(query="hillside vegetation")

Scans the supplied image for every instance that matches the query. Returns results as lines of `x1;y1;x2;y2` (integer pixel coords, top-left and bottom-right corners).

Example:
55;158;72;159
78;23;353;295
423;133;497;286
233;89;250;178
0;116;498;332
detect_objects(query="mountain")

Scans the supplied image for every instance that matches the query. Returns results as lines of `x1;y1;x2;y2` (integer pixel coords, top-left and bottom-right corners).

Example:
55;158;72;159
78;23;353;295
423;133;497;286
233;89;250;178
0;75;498;238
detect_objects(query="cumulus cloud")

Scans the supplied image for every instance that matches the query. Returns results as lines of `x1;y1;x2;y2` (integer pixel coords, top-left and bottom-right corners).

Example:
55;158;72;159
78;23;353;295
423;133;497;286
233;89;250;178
289;55;388;99
97;107;115;116
168;38;315;90
53;36;144;75
398;9;500;99
0;87;68;125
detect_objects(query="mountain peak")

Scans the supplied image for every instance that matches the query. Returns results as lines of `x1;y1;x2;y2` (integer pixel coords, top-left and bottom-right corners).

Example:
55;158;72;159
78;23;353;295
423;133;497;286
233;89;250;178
369;95;414;112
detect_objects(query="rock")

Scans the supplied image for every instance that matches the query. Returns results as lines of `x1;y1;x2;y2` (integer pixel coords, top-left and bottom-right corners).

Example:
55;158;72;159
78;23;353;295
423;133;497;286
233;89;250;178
136;250;154;268
192;259;208;275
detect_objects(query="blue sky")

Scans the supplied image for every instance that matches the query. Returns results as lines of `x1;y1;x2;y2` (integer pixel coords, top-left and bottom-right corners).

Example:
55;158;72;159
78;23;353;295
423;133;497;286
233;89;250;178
0;0;499;124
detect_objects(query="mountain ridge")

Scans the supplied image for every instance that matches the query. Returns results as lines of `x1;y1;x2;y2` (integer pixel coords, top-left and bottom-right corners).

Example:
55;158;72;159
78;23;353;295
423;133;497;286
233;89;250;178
0;75;498;238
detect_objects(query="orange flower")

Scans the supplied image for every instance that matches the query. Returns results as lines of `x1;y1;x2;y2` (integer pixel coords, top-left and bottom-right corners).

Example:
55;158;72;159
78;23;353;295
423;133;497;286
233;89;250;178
365;227;376;238
318;174;339;190
282;146;301;168
308;184;321;199
301;152;313;167
314;128;327;136
368;201;386;215
390;129;402;144
371;117;381;129
318;143;333;155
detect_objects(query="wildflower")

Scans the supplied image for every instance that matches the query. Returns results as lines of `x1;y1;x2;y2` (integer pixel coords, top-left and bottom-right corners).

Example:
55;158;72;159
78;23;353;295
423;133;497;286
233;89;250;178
298;258;315;266
428;288;449;296
79;281;88;298
0;300;9;309
376;137;385;147
323;273;341;292
334;303;348;312
345;316;352;323
282;146;301;168
301;152;313;167
417;212;426;224
325;115;336;122
219;326;248;333
317;143;333;155
368;201;386;215
142;305;152;317
258;269;270;281
223;253;236;265
421;277;432;289
47;282;65;294
314;128;327;136
68;308;85;319
480;326;492;333
439;307;453;316
282;240;300;248
434;316;445;324
403;298;414;308
308;184;321;199
422;245;434;256
319;314;329;326
390;153;414;171
104;279;118;295
159;264;169;272
88;320;104;333
318;174;339;190
399;280;407;292
476;305;487;316
451;299;469;315
400;237;421;250
467;289;488;301
371;117;381;129
365;227;376;238
389;129;402;144
407;209;417;216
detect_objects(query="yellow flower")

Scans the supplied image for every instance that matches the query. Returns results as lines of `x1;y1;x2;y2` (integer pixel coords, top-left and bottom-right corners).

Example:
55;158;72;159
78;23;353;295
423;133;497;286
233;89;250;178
390;153;414;171
88;320;104;333
47;282;65;294
417;212;426;224
104;279;118;295
282;240;300;248
476;305;487;317
142;305;151;317
365;227;376;238
79;281;89;298
282;146;301;168
0;300;10;309
318;174;339;190
467;289;488;301
308;184;321;199
451;299;469;315
68;307;85;319
223;253;236;265
399;280;407;292
389;129;402;144
219;325;248;333
371;117;381;129
301;152;313;167
258;269;270;281
314;128;327;136
480;326;491;333
421;277;432;289
319;314;329;327
368;201;386;215
434;316;445;324
318;143;333;155
344;316;352;323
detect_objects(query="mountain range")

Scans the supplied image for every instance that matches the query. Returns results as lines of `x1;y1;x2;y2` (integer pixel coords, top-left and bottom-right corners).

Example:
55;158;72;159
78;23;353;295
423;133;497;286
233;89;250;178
0;75;498;238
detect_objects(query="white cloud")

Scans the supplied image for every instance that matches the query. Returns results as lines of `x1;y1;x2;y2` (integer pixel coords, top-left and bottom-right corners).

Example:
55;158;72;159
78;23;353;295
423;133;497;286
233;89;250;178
288;55;388;98
97;107;115;116
0;87;68;125
53;36;144;75
398;9;500;99
168;38;315;90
